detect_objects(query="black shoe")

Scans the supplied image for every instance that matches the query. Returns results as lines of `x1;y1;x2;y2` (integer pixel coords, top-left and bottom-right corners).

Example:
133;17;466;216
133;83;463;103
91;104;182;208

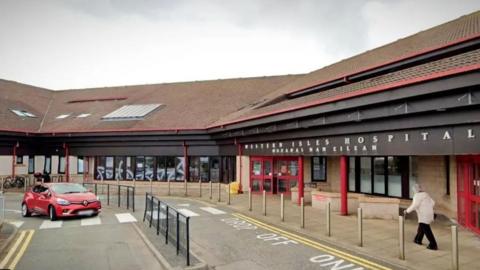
414;240;422;245
427;245;438;250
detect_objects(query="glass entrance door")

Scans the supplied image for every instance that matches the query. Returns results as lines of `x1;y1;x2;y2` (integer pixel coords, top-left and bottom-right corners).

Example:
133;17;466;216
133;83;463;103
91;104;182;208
250;157;274;194
457;156;480;234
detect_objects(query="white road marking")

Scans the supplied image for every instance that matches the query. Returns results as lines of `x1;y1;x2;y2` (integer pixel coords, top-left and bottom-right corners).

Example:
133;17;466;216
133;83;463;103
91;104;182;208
177;203;190;207
81;216;102;226
39;220;63;229
115;213;137;223
9;221;24;228
200;207;226;215
177;209;199;217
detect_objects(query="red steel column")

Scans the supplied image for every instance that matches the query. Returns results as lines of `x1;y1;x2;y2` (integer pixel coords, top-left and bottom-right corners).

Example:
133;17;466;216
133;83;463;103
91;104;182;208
340;155;348;215
298;156;304;205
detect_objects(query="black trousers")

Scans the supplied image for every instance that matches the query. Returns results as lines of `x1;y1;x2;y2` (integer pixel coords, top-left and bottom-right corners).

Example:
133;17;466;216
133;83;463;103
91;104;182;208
415;223;438;248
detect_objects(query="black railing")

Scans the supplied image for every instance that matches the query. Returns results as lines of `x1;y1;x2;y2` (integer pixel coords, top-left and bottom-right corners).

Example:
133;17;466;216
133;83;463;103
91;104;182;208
82;183;135;212
143;193;190;266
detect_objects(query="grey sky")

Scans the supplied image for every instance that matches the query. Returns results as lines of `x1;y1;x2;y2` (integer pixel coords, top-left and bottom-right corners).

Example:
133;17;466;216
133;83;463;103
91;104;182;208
0;0;479;90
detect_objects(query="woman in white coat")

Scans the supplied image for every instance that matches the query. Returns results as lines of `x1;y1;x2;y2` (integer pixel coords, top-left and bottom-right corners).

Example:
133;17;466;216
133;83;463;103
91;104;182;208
405;184;438;250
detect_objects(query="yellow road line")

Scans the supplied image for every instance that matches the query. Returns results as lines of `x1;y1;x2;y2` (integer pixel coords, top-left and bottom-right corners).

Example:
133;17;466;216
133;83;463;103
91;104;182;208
0;230;27;269
233;213;392;270
9;230;35;270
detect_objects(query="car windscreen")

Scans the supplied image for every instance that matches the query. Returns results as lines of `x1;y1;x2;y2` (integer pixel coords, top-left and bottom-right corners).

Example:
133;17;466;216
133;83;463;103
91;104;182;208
50;184;88;194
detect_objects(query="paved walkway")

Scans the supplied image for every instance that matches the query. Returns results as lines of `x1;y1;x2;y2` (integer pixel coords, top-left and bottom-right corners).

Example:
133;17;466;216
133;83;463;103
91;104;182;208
149;184;480;270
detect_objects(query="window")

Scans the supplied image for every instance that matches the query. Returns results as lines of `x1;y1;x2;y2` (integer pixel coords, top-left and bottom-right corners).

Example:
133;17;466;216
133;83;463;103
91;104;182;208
58;156;66;174
10;109;37;118
210;157;220;181
189;157;200;181
135;156;145;180
349;156;409;198
115;156;126;180
102;104;162;121
126;157;134;180
105;156;114;180
311;157;327;181
156;157;166;181
145;156;155;180
221;156;236;183
166;157;176;181
78;156;84;174
44;156;52;174
200;157;210;181
28;156;35;174
175;157;185;181
95;156;105;180
16;156;23;164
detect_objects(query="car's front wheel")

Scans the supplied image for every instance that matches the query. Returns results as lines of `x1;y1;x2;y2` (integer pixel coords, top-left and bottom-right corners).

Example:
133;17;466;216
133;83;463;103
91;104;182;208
21;203;31;217
49;206;57;221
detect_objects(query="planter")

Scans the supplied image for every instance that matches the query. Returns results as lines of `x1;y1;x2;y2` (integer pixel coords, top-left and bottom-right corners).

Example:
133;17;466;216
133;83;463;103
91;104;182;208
290;187;313;204
358;196;400;220
311;191;362;214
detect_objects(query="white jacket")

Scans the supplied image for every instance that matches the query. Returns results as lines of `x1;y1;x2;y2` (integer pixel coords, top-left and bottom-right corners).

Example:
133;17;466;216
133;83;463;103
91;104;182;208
406;192;435;224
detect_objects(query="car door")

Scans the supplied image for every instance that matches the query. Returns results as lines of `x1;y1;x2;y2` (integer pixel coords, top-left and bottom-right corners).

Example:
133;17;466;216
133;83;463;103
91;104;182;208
36;186;51;214
28;185;43;213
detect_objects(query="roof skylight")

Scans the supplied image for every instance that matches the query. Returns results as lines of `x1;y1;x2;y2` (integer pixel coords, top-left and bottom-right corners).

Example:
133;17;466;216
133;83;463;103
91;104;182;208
56;114;71;119
10;109;37;118
102;104;162;121
76;113;91;118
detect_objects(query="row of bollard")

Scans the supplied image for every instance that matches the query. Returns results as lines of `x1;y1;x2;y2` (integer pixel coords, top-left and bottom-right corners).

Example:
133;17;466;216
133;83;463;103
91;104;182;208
166;183;460;270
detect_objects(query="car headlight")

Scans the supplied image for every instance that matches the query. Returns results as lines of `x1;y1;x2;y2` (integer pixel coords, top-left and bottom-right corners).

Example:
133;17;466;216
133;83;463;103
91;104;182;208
56;198;71;206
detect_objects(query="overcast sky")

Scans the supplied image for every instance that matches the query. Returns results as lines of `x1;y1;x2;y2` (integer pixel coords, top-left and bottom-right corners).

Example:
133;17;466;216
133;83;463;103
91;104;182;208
0;0;479;90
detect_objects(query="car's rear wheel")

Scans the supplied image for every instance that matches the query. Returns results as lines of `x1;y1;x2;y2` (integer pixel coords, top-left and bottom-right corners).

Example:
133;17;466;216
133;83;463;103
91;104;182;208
49;206;57;221
21;203;31;217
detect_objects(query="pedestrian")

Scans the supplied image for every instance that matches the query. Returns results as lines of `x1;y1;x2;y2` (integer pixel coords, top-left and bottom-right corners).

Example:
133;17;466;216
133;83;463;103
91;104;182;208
405;184;438;250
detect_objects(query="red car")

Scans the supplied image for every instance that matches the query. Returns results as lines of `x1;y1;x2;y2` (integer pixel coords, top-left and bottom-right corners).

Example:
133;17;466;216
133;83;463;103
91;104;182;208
22;183;101;221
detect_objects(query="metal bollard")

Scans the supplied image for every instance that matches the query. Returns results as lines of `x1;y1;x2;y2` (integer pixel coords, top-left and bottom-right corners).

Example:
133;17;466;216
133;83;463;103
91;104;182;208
209;181;213;200
451;225;458;270
168;179;171;196
262;190;267;216
358;208;363;247
280;193;284;222
399;215;405;260
199;180;202;197
218;182;221;202
326;202;331;237
227;182;231;205
248;187;252;211
300;197;305;228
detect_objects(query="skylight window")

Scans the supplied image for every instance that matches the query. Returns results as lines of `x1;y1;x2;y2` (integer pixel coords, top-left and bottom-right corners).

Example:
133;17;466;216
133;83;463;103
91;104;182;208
76;113;91;118
56;114;71;119
10;109;37;118
102;104;162;121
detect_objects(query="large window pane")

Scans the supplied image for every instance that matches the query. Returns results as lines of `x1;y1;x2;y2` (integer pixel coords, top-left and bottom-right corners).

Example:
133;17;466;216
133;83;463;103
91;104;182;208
252;160;261;176
360;157;372;193
28;156;35;174
105;156;114;180
348;157;356;192
166;157;176;181
210;157;220;181
115;156;125;180
145;156;155;180
373;157;385;194
200;157;209;181
156;157;166;181
388;156;402;197
95;156;105;180
409;156;418;198
189;157;200;181
78;156;84;174
175;157;185;181
58;156;66;174
312;157;326;182
135;156;145;180
126;157;134;180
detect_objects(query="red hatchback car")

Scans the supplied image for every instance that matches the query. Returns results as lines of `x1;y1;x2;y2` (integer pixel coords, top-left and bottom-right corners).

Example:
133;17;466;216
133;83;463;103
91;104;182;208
22;183;101;221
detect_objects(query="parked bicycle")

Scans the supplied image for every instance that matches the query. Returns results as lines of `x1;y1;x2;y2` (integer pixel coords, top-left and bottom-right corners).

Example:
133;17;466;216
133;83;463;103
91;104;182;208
3;176;26;189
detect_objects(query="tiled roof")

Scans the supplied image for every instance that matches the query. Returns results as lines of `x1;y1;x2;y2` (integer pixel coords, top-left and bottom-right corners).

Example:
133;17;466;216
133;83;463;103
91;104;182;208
212;48;480;127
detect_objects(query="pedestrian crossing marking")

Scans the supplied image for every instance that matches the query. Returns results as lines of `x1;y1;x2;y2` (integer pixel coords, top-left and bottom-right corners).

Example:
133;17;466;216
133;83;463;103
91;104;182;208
39;220;63;229
80;216;102;226
9;221;24;228
177;203;190;207
115;213;137;223
200;207;226;215
177;209;199;217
